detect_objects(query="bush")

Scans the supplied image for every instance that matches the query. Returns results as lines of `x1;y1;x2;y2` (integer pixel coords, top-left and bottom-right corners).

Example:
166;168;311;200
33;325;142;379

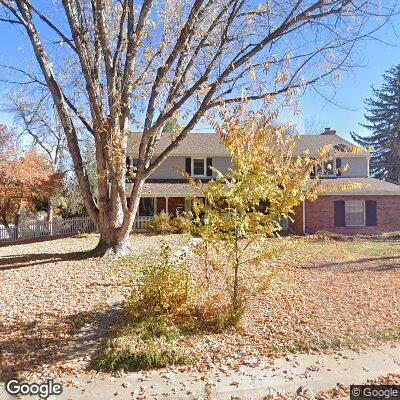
149;211;194;234
172;212;193;233
126;243;195;324
127;243;246;333
192;292;245;332
149;211;177;233
96;242;246;372
95;331;189;372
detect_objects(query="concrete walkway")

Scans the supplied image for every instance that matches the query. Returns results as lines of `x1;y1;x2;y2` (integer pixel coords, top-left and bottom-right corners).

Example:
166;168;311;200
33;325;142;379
2;342;397;400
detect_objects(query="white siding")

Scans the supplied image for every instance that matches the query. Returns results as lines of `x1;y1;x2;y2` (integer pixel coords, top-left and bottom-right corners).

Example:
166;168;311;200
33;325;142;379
148;156;232;179
149;156;186;179
212;157;231;175
146;155;369;179
340;157;369;178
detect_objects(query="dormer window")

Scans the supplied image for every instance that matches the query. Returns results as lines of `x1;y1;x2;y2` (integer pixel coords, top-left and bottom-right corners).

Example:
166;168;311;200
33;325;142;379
185;157;213;177
321;160;335;176
311;158;339;178
192;158;206;177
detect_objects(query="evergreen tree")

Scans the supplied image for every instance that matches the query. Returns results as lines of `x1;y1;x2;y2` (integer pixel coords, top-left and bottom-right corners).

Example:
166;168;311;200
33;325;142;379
351;65;400;182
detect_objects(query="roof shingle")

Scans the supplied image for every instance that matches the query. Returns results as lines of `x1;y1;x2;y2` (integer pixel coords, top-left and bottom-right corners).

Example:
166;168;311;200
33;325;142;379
126;177;400;197
127;132;368;157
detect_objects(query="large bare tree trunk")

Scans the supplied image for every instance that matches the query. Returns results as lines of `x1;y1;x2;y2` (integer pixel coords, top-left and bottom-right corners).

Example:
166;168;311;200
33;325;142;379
93;176;144;257
95;226;131;257
93;185;130;257
1;0;387;257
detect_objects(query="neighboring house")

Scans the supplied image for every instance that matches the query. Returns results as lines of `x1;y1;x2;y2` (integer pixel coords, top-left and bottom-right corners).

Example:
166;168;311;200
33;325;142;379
127;128;400;235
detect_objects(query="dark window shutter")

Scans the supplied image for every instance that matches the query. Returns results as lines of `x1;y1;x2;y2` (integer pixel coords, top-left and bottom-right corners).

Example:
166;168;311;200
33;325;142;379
206;158;212;177
336;158;342;176
334;201;346;227
185;157;191;175
366;200;377;226
126;157;131;175
310;159;316;178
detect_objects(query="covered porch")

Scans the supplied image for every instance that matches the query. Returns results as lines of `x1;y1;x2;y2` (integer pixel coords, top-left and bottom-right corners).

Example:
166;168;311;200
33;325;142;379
128;180;205;231
133;197;200;231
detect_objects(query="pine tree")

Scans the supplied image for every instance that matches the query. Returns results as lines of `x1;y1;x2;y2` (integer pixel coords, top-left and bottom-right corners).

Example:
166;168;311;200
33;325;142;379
351;65;400;183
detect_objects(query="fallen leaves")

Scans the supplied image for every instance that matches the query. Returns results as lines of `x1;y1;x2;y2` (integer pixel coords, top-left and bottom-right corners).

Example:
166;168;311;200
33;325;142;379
1;234;399;380
0;233;188;380
179;237;400;369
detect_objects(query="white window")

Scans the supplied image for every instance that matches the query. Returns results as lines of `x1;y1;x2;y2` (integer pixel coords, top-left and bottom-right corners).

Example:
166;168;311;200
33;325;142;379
192;158;206;177
345;201;365;226
315;159;335;177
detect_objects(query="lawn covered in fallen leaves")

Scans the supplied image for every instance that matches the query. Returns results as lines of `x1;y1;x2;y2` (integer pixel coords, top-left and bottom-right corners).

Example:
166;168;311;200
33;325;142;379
183;235;400;370
1;233;399;378
0;233;188;379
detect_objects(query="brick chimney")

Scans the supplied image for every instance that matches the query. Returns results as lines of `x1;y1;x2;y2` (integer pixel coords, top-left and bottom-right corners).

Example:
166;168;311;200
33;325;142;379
321;127;336;135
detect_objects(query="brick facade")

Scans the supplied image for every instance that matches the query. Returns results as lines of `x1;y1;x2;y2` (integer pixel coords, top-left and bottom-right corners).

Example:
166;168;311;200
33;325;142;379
290;204;304;234
156;197;166;213
167;197;185;216
290;195;400;235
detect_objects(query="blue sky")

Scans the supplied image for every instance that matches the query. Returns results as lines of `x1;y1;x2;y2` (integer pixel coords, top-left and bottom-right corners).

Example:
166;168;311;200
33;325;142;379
0;11;399;143
280;19;400;141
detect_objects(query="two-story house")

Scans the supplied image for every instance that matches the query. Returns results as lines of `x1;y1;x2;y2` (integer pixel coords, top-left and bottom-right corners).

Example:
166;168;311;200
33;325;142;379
127;128;400;235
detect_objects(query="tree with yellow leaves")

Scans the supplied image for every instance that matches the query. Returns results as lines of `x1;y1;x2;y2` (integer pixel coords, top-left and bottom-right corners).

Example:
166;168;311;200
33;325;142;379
186;107;354;316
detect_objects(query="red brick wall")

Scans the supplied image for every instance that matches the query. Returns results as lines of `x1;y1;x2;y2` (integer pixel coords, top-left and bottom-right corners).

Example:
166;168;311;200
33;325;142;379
301;195;400;235
289;203;304;234
167;197;185;216
156;197;166;213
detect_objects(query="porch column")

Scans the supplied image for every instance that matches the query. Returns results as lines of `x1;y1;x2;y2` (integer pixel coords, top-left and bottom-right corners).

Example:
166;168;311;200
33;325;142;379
165;197;169;214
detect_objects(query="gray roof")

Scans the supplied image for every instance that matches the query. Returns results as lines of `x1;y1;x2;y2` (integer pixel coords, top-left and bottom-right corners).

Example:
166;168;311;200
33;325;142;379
320;177;400;195
293;135;367;156
127;132;368;157
128;180;202;197
128;132;228;157
127;177;400;197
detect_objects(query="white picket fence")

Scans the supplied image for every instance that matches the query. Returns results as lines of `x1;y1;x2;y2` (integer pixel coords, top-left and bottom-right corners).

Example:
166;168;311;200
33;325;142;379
133;216;153;231
0;215;154;242
0;216;97;242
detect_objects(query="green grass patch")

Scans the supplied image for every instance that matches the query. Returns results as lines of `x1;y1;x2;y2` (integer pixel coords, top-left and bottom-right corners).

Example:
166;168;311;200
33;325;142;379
373;327;400;342
265;345;281;354
94;317;191;372
95;334;189;372
287;341;314;353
